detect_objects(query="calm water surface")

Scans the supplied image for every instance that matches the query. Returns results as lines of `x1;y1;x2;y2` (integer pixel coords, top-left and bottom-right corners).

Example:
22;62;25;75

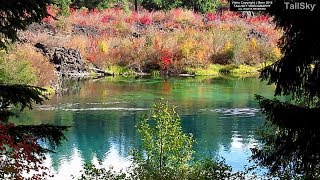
13;76;274;179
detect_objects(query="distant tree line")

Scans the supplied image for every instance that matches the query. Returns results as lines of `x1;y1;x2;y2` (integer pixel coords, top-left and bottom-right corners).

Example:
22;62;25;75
52;0;229;13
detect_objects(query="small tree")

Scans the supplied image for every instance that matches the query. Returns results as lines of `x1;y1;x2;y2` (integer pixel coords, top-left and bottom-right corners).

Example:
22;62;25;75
135;99;194;179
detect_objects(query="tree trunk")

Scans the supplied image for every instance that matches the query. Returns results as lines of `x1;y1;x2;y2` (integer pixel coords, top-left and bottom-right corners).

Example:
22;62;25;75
134;0;138;11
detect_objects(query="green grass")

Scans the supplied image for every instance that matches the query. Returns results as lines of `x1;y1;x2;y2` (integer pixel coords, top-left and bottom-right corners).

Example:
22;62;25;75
105;63;267;78
185;64;261;76
184;64;223;76
105;65;136;77
150;70;160;77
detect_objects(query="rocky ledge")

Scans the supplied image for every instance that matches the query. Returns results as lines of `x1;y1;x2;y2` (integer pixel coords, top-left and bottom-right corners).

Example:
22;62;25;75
35;43;109;78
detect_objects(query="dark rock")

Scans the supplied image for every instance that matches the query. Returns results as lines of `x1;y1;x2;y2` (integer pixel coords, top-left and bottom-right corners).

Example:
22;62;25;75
35;43;89;77
246;28;268;42
34;43;55;59
35;43;110;78
26;22;57;36
132;32;141;38
72;24;100;37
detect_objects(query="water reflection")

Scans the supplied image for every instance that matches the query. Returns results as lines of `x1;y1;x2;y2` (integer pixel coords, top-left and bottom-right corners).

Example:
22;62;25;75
12;76;274;179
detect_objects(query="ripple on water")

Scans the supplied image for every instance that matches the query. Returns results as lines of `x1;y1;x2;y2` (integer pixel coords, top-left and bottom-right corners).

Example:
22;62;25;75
36;101;147;111
200;108;260;117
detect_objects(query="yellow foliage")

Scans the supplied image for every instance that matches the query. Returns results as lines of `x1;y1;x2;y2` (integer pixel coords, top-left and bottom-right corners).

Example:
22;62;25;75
181;40;194;57
250;38;258;49
195;49;206;61
224;41;233;51
98;40;109;53
272;47;282;59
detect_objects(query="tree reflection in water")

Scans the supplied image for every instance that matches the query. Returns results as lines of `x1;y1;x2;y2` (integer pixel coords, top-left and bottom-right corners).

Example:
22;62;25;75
251;97;320;179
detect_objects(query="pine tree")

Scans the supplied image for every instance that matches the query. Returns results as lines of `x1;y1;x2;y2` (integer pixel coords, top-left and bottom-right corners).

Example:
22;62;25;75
1;1;69;178
252;0;320;178
0;0;51;48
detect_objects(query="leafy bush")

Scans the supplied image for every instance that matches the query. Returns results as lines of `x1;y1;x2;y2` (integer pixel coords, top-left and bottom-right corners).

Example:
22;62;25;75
14;45;57;87
135;99;194;179
75;163;127;180
72;0;114;9
52;0;72;16
190;158;234;179
0;50;36;85
192;0;222;13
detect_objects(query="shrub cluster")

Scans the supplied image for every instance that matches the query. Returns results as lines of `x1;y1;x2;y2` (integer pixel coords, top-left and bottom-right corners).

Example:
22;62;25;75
19;7;281;77
52;0;229;15
0;45;56;86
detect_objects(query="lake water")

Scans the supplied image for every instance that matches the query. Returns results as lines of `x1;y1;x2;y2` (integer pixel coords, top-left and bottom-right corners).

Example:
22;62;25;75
12;76;274;179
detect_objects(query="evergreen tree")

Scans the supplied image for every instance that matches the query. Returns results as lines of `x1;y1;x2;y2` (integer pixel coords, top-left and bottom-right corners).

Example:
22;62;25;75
0;1;69;178
252;0;320;178
0;0;52;48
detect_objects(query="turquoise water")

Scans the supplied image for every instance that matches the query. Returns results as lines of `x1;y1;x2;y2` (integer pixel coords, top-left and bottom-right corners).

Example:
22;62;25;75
13;76;274;178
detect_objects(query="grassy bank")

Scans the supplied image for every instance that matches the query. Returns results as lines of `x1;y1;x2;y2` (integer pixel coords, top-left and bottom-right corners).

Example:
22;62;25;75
104;63;266;77
1;7;281;87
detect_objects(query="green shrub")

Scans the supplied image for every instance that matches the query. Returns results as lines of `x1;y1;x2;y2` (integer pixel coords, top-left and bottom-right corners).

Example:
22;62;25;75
0;50;36;85
219;64;238;74
150;70;160;77
185;64;222;76
72;0;115;10
229;65;258;75
190;158;233;179
53;0;71;16
193;0;221;12
135;98;194;179
75;163;127;180
105;65;136;76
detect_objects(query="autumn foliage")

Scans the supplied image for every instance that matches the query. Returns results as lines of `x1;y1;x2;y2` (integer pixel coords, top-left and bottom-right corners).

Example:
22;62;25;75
16;6;282;79
0;123;48;179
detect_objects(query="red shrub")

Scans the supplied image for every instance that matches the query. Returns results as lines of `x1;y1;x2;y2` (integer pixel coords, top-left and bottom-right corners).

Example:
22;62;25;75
42;4;59;22
101;15;110;23
207;12;218;21
88;54;95;62
139;15;152;25
0;123;49;179
161;51;173;69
